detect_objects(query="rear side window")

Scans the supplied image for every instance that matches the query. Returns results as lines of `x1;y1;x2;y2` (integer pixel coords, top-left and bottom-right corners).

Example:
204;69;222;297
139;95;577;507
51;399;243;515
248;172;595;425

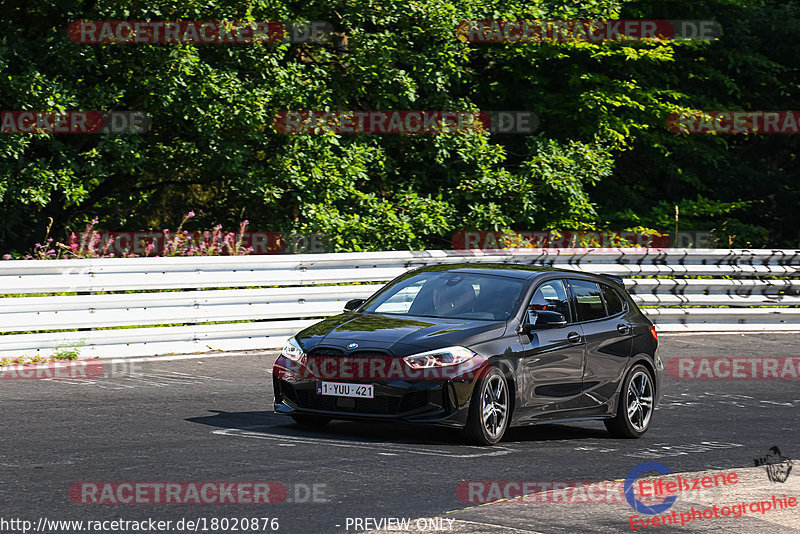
568;280;606;322
600;283;625;316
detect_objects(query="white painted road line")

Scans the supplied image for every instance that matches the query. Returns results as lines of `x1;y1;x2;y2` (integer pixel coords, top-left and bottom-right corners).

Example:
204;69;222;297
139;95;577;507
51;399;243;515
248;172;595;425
212;425;516;458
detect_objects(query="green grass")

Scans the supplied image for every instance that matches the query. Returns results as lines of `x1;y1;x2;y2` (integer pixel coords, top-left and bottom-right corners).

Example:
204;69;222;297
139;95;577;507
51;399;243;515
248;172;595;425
0;341;84;367
51;346;81;361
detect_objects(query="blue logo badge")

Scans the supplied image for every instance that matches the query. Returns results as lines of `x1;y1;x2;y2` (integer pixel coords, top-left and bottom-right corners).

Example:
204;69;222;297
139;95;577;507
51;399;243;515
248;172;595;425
624;462;677;514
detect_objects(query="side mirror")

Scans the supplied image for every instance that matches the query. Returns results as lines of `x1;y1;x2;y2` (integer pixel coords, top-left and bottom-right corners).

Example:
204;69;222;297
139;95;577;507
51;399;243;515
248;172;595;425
343;298;365;312
523;309;567;332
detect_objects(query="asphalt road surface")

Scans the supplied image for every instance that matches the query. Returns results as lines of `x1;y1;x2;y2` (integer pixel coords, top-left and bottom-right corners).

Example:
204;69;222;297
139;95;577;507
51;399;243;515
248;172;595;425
1;333;799;534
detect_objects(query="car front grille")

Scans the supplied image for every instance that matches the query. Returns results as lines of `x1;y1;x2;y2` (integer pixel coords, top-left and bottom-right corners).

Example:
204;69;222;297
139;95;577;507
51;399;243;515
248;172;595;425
307;348;390;359
307;347;345;359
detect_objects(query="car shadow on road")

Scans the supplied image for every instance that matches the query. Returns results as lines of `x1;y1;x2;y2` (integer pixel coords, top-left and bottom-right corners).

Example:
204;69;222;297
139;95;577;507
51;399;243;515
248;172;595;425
186;409;613;446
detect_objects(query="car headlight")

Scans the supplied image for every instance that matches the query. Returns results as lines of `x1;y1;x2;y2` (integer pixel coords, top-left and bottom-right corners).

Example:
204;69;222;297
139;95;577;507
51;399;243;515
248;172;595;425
403;346;477;369
280;336;305;362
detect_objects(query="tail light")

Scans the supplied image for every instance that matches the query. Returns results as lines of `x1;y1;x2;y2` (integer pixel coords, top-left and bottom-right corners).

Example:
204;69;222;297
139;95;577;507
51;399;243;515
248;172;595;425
649;325;658;341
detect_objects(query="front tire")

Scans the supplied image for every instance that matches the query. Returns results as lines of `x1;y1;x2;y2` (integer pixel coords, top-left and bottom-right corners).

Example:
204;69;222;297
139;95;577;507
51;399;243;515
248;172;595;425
605;364;655;438
291;414;332;427
463;366;510;446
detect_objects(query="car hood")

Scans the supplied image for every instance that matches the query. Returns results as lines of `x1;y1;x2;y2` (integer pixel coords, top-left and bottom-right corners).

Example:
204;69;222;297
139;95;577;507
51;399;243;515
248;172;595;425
296;312;507;357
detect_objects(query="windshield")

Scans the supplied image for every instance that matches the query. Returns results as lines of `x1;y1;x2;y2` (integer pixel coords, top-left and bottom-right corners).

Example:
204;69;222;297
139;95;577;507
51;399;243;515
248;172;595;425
362;271;527;320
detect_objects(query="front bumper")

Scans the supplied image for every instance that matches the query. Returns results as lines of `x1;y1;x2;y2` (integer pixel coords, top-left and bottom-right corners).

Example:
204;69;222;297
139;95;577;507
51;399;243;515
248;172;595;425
272;374;474;428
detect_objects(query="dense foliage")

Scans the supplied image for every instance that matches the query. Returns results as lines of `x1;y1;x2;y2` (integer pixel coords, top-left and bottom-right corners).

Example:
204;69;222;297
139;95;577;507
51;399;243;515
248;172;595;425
1;0;798;254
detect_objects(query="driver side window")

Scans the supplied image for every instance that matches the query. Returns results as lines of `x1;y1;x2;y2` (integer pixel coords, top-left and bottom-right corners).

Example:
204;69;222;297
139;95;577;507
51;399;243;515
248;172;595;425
529;279;572;322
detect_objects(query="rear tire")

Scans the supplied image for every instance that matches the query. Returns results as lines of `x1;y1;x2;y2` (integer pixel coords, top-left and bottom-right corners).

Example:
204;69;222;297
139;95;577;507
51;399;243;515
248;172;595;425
291;414;332;427
605;364;654;439
463;366;510;446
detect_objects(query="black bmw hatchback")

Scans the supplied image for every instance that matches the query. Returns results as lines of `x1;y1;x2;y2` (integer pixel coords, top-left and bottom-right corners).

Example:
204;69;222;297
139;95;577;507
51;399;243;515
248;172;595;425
273;264;663;445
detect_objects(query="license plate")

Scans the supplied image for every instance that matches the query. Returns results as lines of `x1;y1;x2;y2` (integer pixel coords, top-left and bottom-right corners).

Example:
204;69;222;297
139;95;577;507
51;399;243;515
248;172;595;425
317;381;374;399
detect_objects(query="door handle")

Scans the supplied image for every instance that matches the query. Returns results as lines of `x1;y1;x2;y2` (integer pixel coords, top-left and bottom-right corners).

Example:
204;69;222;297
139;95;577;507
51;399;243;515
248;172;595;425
617;324;630;335
567;331;582;344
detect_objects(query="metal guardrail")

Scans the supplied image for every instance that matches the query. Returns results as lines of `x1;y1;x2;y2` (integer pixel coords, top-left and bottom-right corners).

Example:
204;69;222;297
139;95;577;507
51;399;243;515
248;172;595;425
625;278;800;306
0;248;798;359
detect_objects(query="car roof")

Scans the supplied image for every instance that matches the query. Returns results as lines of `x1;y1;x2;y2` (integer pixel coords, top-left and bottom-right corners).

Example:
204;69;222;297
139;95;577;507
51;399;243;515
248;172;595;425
413;263;625;287
414;263;565;280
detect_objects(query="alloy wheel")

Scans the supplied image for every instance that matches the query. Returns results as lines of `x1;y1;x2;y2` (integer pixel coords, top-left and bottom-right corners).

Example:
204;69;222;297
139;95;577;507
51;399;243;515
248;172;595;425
481;374;508;440
626;371;653;432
